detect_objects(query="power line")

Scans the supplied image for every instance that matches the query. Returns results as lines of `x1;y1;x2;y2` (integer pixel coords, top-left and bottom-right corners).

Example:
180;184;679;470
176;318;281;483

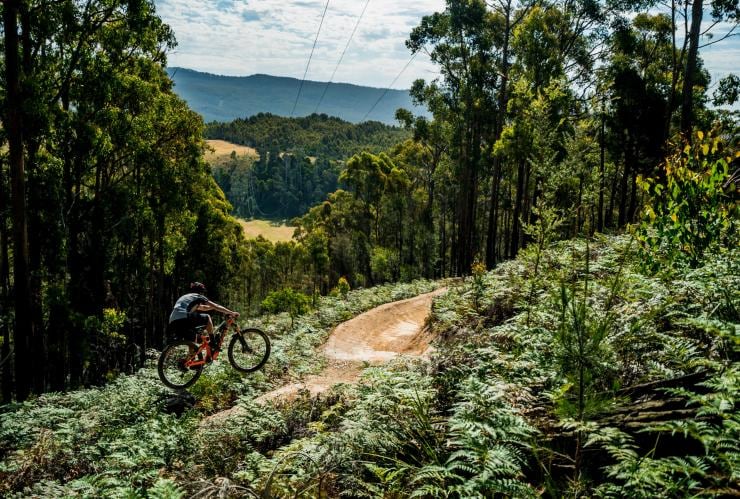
291;0;331;117
314;0;371;114
361;51;418;122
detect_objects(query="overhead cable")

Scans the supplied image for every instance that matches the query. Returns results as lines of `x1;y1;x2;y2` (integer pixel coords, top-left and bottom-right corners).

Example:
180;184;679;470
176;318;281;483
291;0;331;117
361;51;418;122
314;0;371;114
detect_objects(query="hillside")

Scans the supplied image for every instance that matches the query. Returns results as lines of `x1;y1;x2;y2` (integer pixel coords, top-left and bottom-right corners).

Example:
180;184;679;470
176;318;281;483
1;237;737;497
3;1;739;497
167;67;430;124
205;113;409;159
204;139;258;165
206;114;411;219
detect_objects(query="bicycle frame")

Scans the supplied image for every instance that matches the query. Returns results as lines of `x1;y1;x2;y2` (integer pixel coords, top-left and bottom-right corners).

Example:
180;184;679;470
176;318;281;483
183;316;237;368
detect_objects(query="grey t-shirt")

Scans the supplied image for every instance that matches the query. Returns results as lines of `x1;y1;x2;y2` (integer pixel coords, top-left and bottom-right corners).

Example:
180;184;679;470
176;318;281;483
169;293;208;323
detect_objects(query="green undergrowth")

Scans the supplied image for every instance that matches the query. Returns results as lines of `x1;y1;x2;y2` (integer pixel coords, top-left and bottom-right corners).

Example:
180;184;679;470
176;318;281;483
0;279;440;497
425;234;738;496
210;234;737;497
2;235;737;497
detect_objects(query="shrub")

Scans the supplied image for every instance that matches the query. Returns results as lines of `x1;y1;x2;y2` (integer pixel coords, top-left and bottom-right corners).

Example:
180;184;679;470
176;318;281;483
336;276;351;298
637;130;739;267
370;247;398;283
261;288;311;328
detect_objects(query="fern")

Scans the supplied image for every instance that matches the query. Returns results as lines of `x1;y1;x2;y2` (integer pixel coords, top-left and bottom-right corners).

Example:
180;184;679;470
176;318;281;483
148;478;186;499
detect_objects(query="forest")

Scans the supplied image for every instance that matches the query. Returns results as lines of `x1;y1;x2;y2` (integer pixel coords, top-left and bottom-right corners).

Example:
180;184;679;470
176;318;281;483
205;114;410;160
0;0;739;497
206;114;409;219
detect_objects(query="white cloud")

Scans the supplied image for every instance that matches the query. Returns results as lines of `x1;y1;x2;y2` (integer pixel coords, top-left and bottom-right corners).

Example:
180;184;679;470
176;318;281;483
156;0;445;88
156;0;737;90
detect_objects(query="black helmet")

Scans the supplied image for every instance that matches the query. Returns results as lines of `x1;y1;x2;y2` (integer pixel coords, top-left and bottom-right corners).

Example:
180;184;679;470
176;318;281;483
190;282;207;294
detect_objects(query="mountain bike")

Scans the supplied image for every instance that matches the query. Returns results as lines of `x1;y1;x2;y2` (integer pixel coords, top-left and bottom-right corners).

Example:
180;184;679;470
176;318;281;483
158;315;270;389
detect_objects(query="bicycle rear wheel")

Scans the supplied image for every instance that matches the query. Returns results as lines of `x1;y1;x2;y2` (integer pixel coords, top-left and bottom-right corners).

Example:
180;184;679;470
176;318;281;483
228;328;270;373
158;340;203;389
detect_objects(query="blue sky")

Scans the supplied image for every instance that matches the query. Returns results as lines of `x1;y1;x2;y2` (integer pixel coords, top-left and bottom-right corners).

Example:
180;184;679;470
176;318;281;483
154;0;739;93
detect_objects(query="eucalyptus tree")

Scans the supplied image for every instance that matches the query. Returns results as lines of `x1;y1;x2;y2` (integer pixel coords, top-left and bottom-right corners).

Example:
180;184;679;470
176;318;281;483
495;0;598;257
397;97;455;276
602;13;678;226
408;0;497;275
483;0;537;267
1;0;244;397
2;0;34;400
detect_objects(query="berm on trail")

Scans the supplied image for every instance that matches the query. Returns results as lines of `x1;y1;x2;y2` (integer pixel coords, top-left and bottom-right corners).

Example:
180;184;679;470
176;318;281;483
206;288;446;422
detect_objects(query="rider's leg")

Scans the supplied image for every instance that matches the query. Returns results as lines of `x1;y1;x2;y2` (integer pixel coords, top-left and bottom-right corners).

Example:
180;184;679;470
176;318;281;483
206;315;214;335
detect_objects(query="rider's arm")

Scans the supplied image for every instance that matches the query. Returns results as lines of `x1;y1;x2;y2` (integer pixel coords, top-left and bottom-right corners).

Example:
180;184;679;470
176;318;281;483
194;300;239;317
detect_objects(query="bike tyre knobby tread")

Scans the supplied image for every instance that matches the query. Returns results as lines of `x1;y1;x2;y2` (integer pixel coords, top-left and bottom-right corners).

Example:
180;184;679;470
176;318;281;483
228;328;270;373
158;340;203;389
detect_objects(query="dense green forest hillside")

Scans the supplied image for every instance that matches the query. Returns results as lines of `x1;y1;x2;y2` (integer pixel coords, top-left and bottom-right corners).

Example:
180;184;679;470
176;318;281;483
1;1;739;495
1;0;737;401
205;113;409;160
205;114;410;219
167;68;431;124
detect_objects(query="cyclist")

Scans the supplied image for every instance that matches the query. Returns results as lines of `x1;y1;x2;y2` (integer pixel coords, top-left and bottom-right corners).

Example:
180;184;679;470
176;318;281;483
168;282;239;344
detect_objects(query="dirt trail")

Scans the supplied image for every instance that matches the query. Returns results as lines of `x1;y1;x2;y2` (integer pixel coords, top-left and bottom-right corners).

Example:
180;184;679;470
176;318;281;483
255;288;445;403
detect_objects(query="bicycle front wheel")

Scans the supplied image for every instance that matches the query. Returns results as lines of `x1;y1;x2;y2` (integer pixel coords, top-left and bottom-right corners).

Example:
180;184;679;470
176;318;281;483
158;340;203;389
228;328;270;373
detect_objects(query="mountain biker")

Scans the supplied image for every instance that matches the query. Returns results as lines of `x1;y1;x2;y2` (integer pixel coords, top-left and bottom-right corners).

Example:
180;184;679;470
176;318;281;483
168;282;239;344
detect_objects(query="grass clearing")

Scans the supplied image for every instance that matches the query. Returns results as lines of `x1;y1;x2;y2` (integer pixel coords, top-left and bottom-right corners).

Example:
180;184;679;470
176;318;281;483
239;219;295;242
205;139;259;164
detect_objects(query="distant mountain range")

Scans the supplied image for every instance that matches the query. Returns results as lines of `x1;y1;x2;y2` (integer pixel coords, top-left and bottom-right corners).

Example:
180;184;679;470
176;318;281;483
167;67;429;125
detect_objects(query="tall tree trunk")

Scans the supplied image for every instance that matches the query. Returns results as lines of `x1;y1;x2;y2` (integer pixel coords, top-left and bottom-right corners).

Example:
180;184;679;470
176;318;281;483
137;212;146;349
680;0;703;136
425;170;435;277
485;162;502;268
576;175;584;235
510;159;526;258
628;169;639;223
26;139;45;393
451;206;458;275
598;104;605;232
156;209;166;348
1;166;12;402
527;173;540;245
67;176;84;388
440;201;447;277
57;92;75;393
485;2;511;268
503;193;511;259
455;135;478;275
3;0;34;401
665;0;680;138
20;0;45;395
618;161;630;227
618;136;633;227
606;160;620;229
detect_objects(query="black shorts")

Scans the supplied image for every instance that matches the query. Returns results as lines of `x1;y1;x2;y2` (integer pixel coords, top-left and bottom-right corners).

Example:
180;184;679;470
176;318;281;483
169;313;210;341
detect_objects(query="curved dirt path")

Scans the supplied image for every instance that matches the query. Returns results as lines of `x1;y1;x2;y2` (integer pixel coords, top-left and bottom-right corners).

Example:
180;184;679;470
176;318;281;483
200;288;447;426
256;288;446;402
203;288;446;424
